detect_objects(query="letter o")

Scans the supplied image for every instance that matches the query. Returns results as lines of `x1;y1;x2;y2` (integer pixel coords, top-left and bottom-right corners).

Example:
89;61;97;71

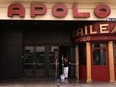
94;5;111;18
79;37;83;41
87;36;90;41
52;3;68;17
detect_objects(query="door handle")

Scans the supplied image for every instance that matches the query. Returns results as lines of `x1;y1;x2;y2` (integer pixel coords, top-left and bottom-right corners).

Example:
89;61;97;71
70;63;78;65
22;56;24;59
33;62;35;65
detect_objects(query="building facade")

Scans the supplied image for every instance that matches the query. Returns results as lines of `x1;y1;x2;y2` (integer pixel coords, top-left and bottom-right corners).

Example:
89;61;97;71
0;0;116;83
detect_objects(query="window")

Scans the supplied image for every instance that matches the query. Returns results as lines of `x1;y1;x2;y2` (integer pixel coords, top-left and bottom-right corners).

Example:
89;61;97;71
92;43;107;65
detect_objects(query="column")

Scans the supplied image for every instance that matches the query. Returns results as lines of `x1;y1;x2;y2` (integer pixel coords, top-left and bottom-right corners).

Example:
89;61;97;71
108;41;115;82
75;45;79;79
86;42;92;83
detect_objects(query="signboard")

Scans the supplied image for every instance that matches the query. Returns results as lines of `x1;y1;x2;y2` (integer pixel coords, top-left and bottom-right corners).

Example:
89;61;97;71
8;3;111;18
0;2;115;20
73;22;116;43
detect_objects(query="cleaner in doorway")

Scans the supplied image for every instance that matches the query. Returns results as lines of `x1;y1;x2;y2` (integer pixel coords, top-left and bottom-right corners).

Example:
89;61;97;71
63;56;69;79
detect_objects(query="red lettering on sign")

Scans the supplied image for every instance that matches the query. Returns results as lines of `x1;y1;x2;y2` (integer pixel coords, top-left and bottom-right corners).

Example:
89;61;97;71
52;3;68;18
7;3;112;19
31;3;47;17
94;5;111;18
8;3;25;17
73;3;90;18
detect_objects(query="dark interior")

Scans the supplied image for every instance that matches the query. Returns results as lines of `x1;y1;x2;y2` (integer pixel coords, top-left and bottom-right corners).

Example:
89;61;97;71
0;20;90;79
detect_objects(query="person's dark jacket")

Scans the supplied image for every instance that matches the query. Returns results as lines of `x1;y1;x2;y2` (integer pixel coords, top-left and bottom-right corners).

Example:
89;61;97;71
64;60;69;67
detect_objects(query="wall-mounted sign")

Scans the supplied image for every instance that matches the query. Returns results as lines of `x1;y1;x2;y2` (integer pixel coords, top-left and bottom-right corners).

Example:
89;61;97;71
7;3;111;18
76;23;116;36
73;22;116;43
74;34;116;43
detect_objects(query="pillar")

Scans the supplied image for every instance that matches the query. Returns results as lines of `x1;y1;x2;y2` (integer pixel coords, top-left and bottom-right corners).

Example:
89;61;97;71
108;41;115;82
75;45;79;79
86;42;92;83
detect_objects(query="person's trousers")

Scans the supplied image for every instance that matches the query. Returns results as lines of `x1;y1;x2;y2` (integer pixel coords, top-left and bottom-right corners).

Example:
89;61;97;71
63;67;69;78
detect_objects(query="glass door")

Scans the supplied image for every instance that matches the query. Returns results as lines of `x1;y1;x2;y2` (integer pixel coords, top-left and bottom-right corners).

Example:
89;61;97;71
23;46;45;78
23;45;59;78
23;46;35;78
35;46;45;77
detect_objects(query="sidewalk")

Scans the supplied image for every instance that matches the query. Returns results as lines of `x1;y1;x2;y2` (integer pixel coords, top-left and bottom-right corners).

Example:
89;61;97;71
0;78;116;87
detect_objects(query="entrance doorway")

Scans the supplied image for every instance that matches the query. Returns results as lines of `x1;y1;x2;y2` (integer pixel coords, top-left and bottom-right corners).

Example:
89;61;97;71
23;45;59;78
22;21;76;78
23;45;76;79
59;46;76;78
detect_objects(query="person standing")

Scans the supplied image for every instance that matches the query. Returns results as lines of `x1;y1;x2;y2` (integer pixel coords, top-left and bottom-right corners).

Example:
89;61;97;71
63;56;69;79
